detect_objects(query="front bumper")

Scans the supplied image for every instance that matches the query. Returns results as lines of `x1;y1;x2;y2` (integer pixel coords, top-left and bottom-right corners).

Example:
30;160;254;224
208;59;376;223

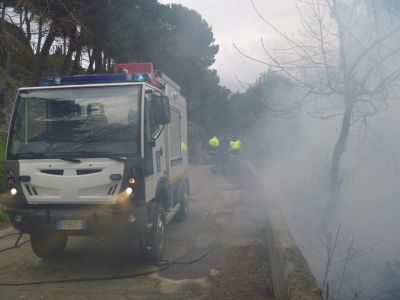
3;205;147;236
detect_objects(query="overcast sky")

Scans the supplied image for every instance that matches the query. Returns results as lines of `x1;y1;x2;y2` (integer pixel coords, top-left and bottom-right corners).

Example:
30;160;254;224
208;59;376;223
158;0;299;91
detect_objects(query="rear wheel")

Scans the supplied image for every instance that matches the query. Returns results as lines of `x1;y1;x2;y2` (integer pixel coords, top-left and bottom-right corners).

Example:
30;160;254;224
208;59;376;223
141;202;166;261
30;232;67;259
173;184;189;222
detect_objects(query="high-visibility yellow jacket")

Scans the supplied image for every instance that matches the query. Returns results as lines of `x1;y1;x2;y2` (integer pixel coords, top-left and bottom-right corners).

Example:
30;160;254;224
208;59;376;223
229;139;242;150
181;142;188;151
208;136;220;148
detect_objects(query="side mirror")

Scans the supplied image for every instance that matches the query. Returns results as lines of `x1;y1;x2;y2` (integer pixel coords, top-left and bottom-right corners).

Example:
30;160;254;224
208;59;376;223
152;94;170;125
147;140;156;148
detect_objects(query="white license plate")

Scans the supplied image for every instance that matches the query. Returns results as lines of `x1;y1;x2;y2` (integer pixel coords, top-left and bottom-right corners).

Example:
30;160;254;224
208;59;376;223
56;220;87;230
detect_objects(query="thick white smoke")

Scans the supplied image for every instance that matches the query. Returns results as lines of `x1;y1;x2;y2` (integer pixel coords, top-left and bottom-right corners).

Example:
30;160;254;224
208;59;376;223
257;96;400;298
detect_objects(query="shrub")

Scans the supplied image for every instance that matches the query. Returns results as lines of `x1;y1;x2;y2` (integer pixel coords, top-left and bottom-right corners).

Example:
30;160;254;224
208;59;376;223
0;134;6;192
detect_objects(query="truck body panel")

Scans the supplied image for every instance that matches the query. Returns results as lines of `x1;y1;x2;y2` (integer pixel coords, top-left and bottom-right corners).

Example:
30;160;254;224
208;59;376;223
19;159;124;205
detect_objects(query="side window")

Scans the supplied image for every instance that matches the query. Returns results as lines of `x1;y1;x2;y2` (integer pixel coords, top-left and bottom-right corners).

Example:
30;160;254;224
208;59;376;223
10;100;26;154
11;99;47;154
170;109;181;163
27;99;47;141
144;97;159;176
144;97;158;140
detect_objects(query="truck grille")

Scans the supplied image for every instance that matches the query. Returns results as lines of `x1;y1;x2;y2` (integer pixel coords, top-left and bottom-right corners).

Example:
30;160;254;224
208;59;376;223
25;184;38;196
40;169;103;176
41;169;64;175
77;169;102;175
20;159;124;204
107;184;119;195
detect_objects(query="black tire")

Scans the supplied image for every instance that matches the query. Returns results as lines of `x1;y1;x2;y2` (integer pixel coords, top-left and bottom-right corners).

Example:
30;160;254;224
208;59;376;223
141;202;166;261
173;184;189;222
30;232;67;259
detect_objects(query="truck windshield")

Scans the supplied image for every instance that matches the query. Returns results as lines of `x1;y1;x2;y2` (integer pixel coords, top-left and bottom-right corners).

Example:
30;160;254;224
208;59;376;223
7;85;141;159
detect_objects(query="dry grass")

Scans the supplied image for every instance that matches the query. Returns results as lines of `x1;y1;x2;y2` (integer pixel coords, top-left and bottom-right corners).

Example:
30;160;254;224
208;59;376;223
206;242;274;300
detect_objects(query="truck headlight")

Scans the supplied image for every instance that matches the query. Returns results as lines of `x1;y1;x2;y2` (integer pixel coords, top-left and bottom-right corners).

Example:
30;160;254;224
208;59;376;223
10;188;18;195
126;187;133;195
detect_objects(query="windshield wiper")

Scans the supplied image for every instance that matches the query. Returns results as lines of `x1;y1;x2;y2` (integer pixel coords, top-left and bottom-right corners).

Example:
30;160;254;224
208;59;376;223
75;151;128;162
16;152;127;163
56;151;128;162
15;153;81;163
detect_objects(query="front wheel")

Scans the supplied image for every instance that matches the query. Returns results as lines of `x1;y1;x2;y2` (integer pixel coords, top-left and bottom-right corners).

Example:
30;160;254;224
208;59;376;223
30;232;67;259
140;202;166;261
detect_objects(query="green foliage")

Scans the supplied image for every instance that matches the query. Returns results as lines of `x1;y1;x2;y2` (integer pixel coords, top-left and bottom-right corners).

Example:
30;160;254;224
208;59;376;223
151;4;219;74
0;134;6;193
0;67;20;88
0;0;281;157
229;71;294;133
42;52;67;77
185;69;231;134
0;0;230;139
101;2;224;134
0;21;36;84
228;71;297;161
0;211;8;228
0;134;10;227
187;121;207;162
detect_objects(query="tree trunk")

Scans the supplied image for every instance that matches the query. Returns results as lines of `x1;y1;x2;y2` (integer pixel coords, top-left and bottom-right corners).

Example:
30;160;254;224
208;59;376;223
36;24;57;82
93;47;103;73
60;26;77;75
71;34;82;75
1;3;5;20
19;9;23;29
103;52;107;72
24;8;31;42
0;3;10;71
36;17;43;55
88;49;94;74
107;56;112;73
63;34;66;55
329;97;353;208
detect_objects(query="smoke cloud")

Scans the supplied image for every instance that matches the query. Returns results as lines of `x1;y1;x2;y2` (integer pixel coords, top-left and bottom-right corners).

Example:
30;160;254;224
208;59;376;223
256;96;400;299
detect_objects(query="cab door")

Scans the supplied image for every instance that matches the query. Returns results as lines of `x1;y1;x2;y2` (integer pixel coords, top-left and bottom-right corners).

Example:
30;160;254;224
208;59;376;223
143;92;168;203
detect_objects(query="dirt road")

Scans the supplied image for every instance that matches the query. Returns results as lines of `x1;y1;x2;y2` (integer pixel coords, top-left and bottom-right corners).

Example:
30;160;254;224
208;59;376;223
0;165;273;300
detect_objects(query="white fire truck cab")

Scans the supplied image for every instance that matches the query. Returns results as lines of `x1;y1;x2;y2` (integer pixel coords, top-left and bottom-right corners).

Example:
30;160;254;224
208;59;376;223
2;63;189;260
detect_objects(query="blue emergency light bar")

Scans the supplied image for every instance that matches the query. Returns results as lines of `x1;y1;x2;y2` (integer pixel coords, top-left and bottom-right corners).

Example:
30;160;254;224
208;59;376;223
40;72;150;86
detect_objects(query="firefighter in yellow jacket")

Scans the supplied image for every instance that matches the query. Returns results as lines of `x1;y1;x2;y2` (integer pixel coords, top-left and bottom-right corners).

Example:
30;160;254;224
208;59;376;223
229;138;242;156
208;135;220;172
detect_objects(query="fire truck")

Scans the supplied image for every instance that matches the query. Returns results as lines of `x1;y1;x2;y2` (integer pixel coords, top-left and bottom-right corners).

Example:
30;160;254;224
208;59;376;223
1;63;189;260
